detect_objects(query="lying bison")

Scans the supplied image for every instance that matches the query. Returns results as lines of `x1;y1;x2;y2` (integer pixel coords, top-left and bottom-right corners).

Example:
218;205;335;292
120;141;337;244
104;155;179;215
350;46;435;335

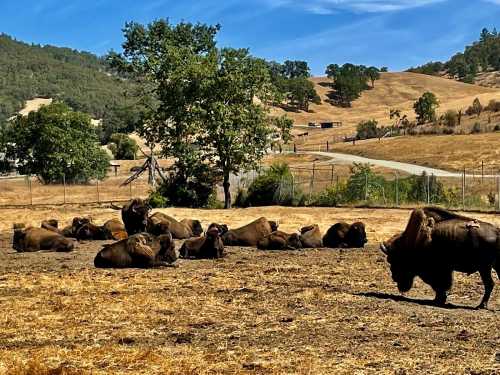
121;199;151;235
380;207;500;309
75;219;127;241
180;227;224;259
147;212;203;239
13;224;75;252
222;217;276;247
94;232;178;268
299;225;323;248
257;231;302;250
323;222;367;248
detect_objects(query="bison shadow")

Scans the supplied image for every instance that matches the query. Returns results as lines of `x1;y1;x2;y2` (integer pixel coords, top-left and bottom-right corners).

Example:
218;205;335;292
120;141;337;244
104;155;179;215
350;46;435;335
356;291;480;310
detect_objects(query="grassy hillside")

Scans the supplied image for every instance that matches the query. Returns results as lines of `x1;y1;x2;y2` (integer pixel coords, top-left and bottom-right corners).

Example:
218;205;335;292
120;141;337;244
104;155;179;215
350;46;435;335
330;132;500;172
0;34;133;123
271;72;500;138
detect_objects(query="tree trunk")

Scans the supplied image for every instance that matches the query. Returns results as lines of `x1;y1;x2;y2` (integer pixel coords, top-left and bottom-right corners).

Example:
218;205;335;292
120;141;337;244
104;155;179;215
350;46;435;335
223;173;231;209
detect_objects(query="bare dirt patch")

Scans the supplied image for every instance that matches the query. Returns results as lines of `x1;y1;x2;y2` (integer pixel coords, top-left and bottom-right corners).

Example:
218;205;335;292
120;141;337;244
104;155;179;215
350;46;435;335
0;207;498;374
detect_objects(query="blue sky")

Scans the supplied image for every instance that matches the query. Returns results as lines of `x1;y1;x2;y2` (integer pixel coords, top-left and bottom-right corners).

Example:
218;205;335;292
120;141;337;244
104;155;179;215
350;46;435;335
1;0;500;75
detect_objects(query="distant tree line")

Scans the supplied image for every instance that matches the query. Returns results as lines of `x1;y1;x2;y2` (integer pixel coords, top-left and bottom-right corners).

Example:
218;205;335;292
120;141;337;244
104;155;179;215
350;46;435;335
0;34;139;128
408;28;500;83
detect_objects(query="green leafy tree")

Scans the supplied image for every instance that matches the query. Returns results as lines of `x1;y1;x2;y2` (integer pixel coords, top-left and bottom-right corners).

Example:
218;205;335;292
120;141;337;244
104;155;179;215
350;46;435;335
201;48;277;208
366;66;381;88
283;60;311;78
472;98;483;117
2;102;109;183
356;119;379;140
272;115;294;145
287;77;321;111
108;19;220;191
98;105;142;145
414;92;439;124
108;133;138;160
325;63;371;107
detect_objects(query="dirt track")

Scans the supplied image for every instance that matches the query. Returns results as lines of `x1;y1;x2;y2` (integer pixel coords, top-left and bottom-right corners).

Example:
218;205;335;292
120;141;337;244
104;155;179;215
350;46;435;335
0;222;499;374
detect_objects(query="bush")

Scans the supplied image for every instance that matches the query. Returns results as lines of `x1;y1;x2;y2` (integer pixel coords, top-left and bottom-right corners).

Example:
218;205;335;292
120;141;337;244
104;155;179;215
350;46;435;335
494;124;500;131
242;163;304;207
443;110;458;127
312;183;347;207
485;99;500;112
150;164;217;208
442;127;454;135
471;122;482;134
356;119;379;140
148;190;168;208
108;133;138;160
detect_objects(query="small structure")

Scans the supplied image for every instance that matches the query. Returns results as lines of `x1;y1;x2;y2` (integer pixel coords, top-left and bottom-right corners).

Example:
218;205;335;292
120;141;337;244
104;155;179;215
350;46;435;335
308;122;319;128
109;162;120;177
320;121;342;129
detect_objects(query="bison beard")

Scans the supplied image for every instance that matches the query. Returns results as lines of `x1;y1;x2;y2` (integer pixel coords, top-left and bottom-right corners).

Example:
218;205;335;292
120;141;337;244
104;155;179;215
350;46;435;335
381;207;500;309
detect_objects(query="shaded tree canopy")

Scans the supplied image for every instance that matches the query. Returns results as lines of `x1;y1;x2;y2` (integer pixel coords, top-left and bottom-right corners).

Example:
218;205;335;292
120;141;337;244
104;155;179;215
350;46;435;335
1;102;110;183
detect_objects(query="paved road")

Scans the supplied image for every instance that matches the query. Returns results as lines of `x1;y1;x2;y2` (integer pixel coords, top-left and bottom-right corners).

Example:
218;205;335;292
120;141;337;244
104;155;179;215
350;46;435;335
304;151;498;179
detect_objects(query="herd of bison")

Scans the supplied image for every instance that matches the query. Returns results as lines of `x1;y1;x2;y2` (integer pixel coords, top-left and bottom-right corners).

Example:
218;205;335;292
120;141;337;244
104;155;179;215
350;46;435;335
11;198;500;310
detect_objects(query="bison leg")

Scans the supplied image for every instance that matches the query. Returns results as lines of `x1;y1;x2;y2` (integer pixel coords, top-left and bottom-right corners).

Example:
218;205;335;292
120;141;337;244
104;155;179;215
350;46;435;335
431;271;453;307
477;267;494;309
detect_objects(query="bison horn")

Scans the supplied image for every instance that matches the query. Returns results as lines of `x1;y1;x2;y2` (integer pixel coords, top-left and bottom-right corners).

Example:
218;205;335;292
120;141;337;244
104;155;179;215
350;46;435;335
379;243;388;255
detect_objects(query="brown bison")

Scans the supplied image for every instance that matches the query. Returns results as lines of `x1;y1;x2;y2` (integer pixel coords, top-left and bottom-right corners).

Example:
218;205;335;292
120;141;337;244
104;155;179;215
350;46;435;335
75;219;127;241
222;217;276;247
380;207;500;309
122;198;151;235
257;231;302;250
147;212;203;239
323;222;367;248
180;228;225;259
94;232;178;268
299;225;323;248
13;225;75;252
207;223;229;236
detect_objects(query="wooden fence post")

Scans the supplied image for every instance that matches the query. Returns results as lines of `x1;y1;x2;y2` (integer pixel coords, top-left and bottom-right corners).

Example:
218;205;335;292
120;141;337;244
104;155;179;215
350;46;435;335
96;180;100;204
29;177;33;207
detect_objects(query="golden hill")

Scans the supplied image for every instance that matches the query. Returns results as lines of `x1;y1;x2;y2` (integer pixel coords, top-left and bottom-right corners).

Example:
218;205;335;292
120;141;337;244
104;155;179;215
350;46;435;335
271;72;500;136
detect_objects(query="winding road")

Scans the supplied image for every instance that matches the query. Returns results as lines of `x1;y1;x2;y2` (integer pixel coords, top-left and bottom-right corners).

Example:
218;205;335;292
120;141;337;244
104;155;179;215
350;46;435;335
303;151;499;179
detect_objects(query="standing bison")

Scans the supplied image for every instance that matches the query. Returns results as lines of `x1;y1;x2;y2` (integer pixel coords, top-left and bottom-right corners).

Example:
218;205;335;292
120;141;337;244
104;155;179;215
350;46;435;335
380;207;500;309
323;222;367;248
121;198;151;235
94;232;178;268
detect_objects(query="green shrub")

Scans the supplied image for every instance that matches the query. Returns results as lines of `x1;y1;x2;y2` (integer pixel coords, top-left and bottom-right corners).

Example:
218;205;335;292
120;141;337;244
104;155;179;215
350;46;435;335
151;164;217;208
356;119;379;140
148;190;168;208
312;183;347;207
443;110;458;127
108;133;138;160
471;122;482;134
243;163;304;207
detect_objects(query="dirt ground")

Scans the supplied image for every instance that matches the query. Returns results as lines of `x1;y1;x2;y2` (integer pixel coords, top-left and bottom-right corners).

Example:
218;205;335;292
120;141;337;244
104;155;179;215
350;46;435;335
0;206;499;374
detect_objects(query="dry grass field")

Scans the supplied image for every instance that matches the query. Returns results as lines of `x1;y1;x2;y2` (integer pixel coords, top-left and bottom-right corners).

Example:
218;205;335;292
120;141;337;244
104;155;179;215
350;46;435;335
271;72;500;135
0;206;499;374
329;133;500;172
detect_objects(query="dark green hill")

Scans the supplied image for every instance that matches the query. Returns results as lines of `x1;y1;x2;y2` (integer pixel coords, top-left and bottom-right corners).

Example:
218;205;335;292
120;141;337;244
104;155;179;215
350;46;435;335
407;28;500;85
0;33;134;122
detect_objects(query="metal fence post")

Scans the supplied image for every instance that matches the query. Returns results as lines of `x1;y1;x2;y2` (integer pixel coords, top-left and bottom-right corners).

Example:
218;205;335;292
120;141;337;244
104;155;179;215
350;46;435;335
497;175;500;212
395;172;399;207
364;172;368;201
96;179;100;204
462;168;466;211
426;174;430;204
63;174;66;205
330;165;334;186
291;173;295;202
129;180;133;199
29;177;33;207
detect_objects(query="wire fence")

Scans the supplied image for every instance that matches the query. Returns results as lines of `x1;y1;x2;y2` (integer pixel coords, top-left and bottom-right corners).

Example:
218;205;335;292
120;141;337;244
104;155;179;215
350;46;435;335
232;163;500;213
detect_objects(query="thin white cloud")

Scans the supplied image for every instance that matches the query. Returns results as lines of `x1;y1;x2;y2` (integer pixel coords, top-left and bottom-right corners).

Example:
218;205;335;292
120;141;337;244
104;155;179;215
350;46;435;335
263;0;448;14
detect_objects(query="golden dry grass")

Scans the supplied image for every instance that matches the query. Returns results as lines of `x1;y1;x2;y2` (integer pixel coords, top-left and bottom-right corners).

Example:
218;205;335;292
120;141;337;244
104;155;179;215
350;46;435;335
0;206;499;374
330;133;500;172
270;73;500;136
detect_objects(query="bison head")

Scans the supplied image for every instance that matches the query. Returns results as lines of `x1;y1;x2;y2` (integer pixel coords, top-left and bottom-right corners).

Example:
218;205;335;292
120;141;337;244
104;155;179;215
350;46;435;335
208;223;229;236
346;222;368;248
380;233;415;293
190;220;203;237
288;233;302;250
158;232;178;264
